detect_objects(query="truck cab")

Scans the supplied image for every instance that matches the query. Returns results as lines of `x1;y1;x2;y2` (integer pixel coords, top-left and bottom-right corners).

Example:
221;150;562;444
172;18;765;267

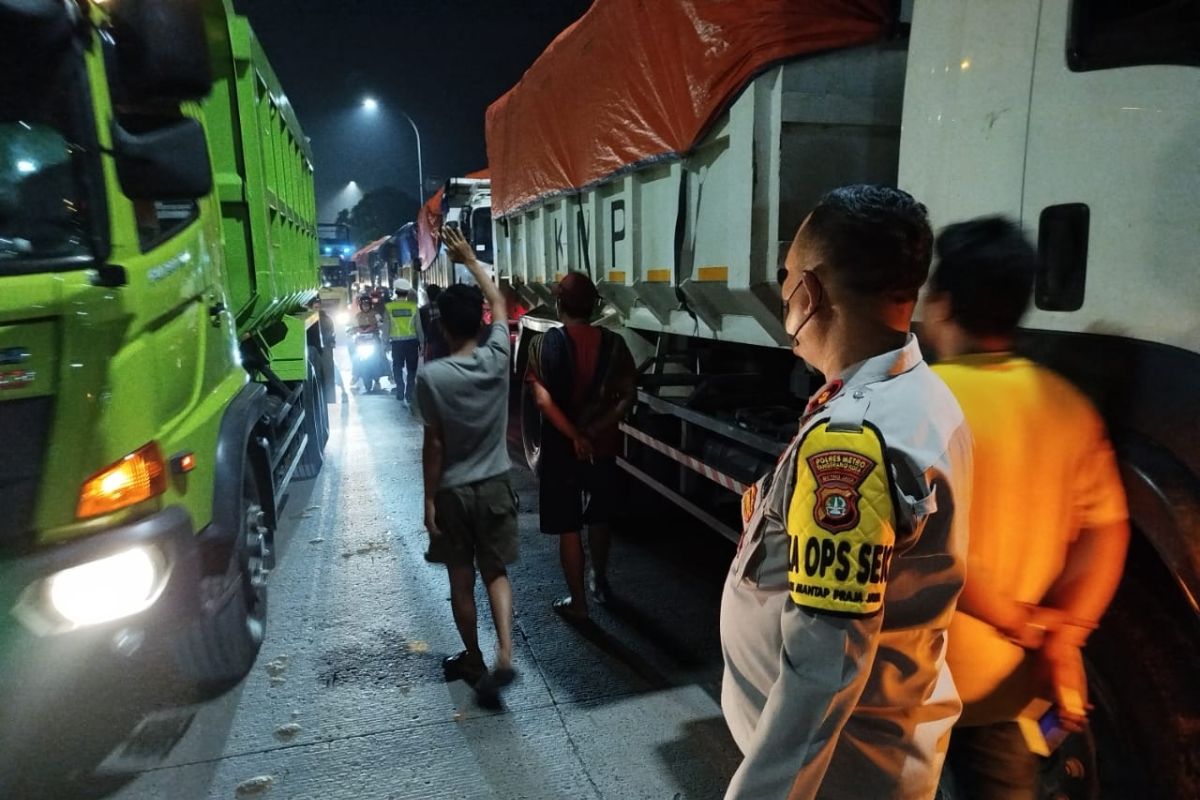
0;0;327;782
442;176;494;285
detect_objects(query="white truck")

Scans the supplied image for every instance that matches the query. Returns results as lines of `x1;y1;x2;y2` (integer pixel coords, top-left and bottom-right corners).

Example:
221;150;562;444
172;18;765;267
423;176;494;289
493;1;1200;797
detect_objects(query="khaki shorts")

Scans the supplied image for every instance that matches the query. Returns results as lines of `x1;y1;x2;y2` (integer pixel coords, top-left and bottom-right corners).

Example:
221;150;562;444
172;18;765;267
427;474;519;572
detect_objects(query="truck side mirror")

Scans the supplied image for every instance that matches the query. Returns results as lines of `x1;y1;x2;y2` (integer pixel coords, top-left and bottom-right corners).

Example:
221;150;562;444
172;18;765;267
110;0;213;101
111;118;213;200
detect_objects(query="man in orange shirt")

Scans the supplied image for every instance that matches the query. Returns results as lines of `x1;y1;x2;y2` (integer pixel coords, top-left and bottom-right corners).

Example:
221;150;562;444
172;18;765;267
922;216;1130;799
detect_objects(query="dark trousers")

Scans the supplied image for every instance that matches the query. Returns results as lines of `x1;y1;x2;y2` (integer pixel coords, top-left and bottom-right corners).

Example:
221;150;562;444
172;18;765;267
945;722;1039;800
391;339;419;403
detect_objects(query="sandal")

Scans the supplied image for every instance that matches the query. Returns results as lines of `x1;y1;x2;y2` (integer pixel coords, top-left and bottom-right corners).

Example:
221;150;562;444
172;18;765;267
489;666;517;689
474;666;518;704
588;572;613;606
552;596;589;622
442;650;486;685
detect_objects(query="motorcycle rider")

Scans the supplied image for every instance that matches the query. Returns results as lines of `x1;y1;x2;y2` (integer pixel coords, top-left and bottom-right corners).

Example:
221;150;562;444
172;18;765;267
350;293;388;392
354;293;380;332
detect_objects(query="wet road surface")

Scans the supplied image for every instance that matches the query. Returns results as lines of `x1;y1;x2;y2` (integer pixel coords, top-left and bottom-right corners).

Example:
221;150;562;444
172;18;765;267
83;377;742;799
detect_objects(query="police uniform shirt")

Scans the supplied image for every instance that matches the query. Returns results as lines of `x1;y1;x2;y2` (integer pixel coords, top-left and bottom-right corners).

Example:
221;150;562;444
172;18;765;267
721;334;972;800
385;296;418;341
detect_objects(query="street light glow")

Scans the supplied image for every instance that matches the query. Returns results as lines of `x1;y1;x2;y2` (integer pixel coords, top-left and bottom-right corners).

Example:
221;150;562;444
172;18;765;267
362;97;378;112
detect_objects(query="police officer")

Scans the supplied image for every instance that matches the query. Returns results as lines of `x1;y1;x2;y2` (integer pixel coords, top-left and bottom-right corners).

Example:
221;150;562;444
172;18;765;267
385;279;420;405
721;185;972;799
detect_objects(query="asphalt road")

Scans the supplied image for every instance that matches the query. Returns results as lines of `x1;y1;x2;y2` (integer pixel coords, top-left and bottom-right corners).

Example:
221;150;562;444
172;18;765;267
79;377;743;800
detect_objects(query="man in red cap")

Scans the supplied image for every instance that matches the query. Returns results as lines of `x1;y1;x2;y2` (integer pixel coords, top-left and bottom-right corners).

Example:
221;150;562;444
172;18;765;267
526;272;637;620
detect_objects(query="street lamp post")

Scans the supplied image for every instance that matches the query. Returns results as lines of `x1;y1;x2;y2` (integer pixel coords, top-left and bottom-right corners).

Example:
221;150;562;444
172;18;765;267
396;109;425;210
361;97;426;293
361;97;425;208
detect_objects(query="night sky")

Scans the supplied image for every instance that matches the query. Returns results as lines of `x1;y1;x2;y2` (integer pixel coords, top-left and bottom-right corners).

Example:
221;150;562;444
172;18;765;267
234;0;592;224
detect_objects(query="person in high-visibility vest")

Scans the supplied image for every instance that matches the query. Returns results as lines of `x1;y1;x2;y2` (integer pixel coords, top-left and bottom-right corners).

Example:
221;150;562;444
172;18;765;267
386;279;420;405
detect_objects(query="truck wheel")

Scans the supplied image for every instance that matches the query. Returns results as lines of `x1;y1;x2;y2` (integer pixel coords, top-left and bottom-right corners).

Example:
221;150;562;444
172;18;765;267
1081;543;1200;799
294;360;324;480
315;374;329;449
177;465;269;698
309;346;330;450
938;541;1200;800
521;379;542;472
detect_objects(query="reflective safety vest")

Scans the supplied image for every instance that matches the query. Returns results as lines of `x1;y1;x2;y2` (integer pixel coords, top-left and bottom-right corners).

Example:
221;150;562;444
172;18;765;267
385;298;417;340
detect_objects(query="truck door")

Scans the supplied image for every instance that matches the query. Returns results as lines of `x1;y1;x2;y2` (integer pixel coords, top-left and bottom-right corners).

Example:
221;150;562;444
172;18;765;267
1020;0;1200;347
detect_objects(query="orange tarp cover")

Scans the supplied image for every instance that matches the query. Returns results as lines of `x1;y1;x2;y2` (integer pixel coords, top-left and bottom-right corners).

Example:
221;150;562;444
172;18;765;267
417;169;490;269
486;0;892;218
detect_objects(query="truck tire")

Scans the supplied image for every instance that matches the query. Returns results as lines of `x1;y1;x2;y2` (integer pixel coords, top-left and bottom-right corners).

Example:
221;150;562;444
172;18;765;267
1081;542;1200;799
177;463;269;698
314;372;329;450
521;379;542;473
294;359;324;480
938;540;1200;800
309;346;330;450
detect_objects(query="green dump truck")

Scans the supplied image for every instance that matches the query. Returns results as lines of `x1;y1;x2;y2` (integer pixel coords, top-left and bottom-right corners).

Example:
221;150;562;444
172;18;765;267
0;0;329;734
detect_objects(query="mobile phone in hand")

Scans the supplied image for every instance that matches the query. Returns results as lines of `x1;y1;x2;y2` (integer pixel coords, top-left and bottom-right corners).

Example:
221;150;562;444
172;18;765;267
1017;698;1073;756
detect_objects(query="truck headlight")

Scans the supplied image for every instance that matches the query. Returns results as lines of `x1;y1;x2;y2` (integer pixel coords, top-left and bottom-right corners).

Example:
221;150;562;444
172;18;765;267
45;547;164;628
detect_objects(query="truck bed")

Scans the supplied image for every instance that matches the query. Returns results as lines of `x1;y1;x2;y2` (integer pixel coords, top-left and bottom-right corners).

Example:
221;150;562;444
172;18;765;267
497;40;907;349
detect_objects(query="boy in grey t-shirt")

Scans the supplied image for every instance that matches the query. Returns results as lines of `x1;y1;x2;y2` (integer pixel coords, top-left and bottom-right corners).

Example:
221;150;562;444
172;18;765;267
416;226;517;701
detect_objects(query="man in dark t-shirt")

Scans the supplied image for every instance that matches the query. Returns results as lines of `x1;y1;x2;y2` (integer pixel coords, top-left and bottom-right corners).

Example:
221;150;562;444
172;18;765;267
416;284;450;362
526;272;637;621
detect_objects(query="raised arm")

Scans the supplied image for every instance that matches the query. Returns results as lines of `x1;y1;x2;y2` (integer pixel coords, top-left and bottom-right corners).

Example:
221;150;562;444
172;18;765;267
443;226;506;324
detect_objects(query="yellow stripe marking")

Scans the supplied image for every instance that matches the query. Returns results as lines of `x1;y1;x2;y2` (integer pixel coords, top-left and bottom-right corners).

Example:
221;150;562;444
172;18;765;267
696;266;729;282
607;271;627;283
645;269;672;283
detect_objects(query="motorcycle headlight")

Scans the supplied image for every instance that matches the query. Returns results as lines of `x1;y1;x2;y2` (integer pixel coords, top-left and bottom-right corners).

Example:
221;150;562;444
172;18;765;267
355;342;376;359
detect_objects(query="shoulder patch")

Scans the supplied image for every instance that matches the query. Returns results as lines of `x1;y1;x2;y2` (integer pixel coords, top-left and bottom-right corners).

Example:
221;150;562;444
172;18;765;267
808;449;875;532
741;482;758;527
786;422;896;617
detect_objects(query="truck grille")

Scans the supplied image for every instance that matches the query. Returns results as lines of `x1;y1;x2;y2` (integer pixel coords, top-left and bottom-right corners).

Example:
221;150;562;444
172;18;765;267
0;397;52;548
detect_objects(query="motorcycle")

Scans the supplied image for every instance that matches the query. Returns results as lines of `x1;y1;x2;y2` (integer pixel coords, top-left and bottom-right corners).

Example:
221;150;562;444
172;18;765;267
351;329;389;393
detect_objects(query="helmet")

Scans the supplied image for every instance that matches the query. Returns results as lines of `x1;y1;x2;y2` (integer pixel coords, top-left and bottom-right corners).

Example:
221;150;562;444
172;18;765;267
394;278;413;294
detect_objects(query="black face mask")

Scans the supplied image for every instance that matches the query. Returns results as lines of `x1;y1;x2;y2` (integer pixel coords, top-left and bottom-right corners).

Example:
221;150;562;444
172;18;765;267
778;268;822;345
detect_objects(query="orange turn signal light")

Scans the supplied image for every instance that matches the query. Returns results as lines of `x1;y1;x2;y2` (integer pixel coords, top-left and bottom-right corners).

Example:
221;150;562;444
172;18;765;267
77;442;168;519
170;451;196;474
